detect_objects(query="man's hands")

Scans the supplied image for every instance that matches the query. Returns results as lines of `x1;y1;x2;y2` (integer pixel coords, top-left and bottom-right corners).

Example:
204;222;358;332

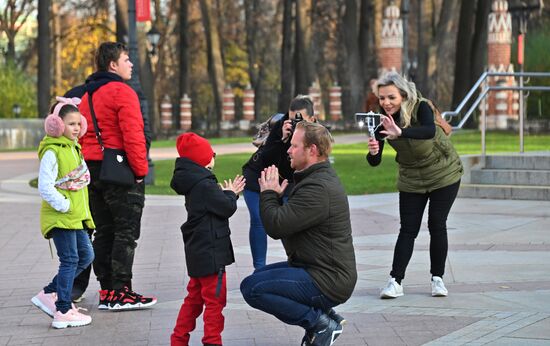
221;174;246;195
259;165;288;196
380;114;402;140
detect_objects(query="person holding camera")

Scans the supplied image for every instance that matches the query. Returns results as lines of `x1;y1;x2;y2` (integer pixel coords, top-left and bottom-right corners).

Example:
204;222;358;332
366;72;463;299
241;95;316;270
241;122;356;346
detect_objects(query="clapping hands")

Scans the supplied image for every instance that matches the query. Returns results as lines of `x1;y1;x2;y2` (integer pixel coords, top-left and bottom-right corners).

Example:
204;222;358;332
221;174;246;195
258;165;288;196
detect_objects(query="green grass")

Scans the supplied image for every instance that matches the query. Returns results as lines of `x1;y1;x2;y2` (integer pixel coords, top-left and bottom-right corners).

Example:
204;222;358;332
145;153;252;195
25;131;549;195
0;147;37;152
152;137;251;148
146;131;550;196
446;130;549;154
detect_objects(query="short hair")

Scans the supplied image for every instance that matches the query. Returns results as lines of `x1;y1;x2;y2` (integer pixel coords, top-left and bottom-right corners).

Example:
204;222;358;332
296;121;333;158
289;95;315;118
95;42;129;72
375;72;419;128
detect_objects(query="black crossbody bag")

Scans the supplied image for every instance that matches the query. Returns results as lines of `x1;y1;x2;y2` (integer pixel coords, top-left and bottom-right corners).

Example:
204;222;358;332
87;94;135;187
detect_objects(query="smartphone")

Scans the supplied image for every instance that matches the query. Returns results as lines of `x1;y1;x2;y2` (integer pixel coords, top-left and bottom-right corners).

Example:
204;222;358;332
355;112;383;136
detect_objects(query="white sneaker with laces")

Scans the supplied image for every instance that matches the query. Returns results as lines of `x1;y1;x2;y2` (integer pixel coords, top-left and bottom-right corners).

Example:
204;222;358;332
51;307;92;329
431;276;448;297
380;278;404;299
31;290;57;317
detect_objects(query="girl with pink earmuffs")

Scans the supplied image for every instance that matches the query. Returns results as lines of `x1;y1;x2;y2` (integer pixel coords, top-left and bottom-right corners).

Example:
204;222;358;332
31;96;96;329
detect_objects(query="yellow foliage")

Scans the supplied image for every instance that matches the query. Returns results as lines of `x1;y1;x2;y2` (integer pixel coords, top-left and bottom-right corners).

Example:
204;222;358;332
53;13;114;96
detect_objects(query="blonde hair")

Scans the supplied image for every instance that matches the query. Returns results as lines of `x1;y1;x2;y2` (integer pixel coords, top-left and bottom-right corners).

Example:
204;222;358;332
375;72;419;128
295;121;333;158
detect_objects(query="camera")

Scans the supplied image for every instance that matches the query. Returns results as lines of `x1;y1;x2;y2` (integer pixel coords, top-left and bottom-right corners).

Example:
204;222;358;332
355;111;383;137
289;112;304;136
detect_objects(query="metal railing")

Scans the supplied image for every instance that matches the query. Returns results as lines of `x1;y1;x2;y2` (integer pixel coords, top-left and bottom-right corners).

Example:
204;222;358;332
441;71;550;165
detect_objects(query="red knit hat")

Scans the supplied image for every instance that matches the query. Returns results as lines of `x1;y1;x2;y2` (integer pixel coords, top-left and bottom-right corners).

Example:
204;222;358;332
176;132;214;167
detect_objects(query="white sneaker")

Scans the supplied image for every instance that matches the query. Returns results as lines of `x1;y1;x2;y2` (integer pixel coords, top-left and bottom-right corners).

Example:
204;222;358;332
431;276;448;297
380;278;404;299
31;290;57;318
51;307;92;329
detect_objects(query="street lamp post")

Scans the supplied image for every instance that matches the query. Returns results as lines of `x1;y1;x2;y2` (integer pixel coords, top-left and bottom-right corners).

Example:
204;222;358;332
127;0;155;185
508;0;543;153
12;104;21;118
401;0;410;78
146;25;161;56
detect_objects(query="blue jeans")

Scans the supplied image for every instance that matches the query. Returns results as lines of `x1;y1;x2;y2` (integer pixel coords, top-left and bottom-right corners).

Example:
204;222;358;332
44;229;94;313
243;189;267;269
240;261;337;330
243;189;288;269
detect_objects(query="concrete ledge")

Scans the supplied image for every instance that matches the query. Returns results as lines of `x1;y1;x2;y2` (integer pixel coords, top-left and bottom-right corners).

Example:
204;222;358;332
459;183;550;200
0;119;44;149
486;155;550;170
471;169;550;186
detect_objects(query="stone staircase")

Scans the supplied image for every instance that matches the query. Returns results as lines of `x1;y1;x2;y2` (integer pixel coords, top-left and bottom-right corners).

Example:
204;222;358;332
458;153;550;200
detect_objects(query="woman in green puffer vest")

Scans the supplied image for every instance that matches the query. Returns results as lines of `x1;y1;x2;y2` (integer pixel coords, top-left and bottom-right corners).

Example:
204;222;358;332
366;72;463;300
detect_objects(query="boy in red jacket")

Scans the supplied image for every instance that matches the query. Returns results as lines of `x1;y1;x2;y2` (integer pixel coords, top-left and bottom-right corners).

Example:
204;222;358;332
170;133;245;346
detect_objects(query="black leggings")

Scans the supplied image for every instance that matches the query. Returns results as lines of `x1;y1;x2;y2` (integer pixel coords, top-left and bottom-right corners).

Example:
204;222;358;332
390;180;461;282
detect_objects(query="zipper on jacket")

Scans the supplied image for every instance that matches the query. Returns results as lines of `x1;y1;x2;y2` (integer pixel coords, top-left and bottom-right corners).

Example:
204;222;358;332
71;144;91;220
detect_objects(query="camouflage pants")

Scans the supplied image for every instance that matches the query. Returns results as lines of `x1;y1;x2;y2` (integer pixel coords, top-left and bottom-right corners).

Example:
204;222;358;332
87;162;145;290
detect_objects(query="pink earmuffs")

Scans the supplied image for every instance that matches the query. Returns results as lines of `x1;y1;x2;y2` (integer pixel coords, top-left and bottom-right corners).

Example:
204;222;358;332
44;96;87;138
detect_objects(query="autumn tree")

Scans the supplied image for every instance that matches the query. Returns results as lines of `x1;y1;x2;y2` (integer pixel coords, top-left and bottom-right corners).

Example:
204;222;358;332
337;0;365;120
426;0;460;107
200;0;225;129
452;0;477;108
451;0;491;109
37;0;51;118
0;0;35;65
359;0;378;87
294;0;313;95
279;0;294;113
244;0;280;119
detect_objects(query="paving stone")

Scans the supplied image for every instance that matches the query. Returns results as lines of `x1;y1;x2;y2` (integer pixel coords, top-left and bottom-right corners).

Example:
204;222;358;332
2;147;550;345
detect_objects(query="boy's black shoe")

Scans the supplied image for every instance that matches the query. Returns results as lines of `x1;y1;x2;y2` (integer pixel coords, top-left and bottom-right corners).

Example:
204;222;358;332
309;313;343;346
327;308;347;325
301;331;314;346
107;286;157;310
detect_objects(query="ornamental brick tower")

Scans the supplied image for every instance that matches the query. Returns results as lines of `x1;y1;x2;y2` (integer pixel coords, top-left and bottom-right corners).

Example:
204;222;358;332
308;82;323;120
486;0;519;129
379;3;403;75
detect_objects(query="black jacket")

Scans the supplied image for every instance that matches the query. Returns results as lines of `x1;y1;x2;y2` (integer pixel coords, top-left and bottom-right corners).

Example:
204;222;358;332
242;113;293;192
171;158;237;277
260;161;357;304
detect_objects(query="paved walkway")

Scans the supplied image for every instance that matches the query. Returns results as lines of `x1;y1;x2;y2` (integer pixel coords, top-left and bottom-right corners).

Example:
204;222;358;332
1;136;549;345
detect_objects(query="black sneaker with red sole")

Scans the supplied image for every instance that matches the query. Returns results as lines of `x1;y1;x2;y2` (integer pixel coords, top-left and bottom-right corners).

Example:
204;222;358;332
107;286;157;311
98;289;112;310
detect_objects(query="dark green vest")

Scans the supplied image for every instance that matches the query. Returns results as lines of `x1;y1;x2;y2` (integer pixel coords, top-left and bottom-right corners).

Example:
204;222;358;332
387;100;463;193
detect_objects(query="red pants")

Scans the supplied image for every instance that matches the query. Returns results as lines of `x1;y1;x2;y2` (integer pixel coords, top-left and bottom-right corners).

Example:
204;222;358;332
171;273;226;346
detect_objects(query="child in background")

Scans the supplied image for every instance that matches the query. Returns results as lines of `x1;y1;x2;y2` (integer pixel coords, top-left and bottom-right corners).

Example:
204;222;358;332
170;133;245;346
31;97;95;329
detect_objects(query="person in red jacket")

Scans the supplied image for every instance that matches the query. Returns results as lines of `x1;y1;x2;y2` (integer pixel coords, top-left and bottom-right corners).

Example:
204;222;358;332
78;42;156;310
